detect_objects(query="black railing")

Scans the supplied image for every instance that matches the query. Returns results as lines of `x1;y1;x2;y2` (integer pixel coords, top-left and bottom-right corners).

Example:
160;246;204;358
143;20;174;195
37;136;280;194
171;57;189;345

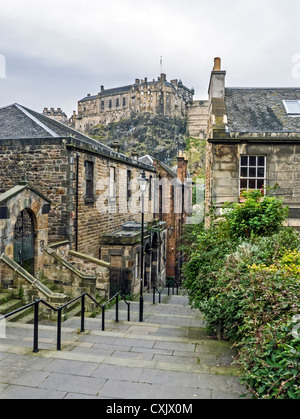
152;279;179;304
101;293;130;332
2;292;130;353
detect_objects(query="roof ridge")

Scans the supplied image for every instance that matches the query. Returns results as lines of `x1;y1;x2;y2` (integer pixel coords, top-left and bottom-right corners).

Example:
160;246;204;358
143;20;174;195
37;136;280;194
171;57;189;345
226;87;300;90
15;104;59;137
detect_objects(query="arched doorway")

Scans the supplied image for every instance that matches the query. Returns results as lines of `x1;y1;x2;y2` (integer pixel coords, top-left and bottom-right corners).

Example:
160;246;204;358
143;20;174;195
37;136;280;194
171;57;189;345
13;209;35;275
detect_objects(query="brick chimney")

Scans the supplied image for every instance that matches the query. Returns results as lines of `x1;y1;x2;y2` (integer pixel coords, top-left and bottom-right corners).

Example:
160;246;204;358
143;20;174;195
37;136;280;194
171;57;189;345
176;150;188;183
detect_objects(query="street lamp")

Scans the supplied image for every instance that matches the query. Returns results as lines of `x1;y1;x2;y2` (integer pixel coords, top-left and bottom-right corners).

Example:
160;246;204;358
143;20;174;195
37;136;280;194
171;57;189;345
138;170;148;322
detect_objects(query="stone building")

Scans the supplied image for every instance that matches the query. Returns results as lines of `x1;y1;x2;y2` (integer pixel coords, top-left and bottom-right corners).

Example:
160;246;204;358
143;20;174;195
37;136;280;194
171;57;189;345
139;153;192;286
0;103;176;304
205;58;300;228
71;74;194;133
42;107;68;124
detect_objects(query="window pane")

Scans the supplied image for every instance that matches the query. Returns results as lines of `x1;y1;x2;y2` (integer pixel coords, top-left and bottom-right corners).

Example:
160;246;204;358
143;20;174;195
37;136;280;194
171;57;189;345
257;167;265;178
240;179;248;189
241;156;248;166
257;179;265;189
249;179;256;189
284;100;300;114
257;156;265;167
249;168;256;178
241;167;248;177
249;156;257;166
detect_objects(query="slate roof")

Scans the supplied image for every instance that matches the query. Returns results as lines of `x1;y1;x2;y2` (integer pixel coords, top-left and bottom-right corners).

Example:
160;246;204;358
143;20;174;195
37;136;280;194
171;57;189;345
0;104;155;171
0;103;104;142
225;88;300;133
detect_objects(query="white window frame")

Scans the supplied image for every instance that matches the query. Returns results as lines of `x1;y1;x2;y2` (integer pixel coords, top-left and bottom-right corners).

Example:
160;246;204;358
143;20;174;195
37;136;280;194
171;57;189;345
239;155;266;193
283;100;300;116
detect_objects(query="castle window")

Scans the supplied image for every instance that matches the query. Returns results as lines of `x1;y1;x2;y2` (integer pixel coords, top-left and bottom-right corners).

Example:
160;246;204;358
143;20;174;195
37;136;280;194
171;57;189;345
101;101;104;110
123;97;126;106
109;100;112;109
116;98;120;107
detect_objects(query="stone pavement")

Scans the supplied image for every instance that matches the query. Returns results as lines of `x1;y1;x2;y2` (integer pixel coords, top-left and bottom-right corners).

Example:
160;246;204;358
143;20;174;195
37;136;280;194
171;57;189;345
0;292;248;400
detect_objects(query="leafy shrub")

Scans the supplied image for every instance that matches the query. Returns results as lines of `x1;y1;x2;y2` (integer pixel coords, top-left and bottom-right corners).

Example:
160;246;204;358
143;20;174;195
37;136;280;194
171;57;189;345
182;190;300;399
224;188;289;239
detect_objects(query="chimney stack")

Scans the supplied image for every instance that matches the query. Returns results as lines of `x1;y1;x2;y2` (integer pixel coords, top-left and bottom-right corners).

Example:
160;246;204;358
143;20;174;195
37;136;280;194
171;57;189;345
131;151;139;160
208;57;226;100
112;141;120;153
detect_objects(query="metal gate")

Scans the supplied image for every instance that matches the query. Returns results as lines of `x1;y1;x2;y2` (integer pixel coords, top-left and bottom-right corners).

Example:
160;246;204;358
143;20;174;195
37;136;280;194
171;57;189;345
13;210;35;275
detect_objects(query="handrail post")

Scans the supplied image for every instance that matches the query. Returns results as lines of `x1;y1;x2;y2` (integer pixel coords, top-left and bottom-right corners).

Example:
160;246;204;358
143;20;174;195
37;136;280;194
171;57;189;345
168;280;170;295
116;294;119;323
102;307;105;331
127;302;130;322
81;294;85;333
153;286;155;304
159;290;161;304
33;299;39;353
57;308;62;351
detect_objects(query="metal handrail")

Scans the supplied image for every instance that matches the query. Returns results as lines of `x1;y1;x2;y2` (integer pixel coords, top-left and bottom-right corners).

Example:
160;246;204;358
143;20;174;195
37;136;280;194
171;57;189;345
1;291;130;353
152;279;179;304
100;293;130;332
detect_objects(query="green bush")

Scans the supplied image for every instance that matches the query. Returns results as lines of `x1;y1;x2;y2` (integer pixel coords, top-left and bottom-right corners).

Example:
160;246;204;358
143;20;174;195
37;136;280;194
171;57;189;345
223;188;289;239
182;191;300;399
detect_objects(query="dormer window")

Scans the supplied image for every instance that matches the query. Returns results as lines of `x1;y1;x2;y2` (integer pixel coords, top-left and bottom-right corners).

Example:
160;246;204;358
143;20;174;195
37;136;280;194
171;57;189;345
283;100;300;116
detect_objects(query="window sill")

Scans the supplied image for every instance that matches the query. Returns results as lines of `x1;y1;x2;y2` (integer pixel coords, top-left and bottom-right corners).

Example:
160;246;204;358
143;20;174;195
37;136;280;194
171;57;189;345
84;197;96;204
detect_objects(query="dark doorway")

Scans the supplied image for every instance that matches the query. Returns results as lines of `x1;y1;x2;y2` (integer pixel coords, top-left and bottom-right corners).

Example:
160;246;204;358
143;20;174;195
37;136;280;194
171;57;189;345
151;232;159;289
144;244;151;291
13;209;35;275
109;255;131;297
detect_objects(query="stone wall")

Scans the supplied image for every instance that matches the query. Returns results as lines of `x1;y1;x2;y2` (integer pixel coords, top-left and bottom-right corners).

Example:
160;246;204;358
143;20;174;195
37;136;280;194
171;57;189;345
74;149;155;258
187;100;209;139
0;138;70;242
207;141;300;228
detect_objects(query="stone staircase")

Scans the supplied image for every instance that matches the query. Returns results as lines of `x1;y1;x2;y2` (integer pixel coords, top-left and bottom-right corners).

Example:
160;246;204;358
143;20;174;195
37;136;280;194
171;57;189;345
0;290;248;399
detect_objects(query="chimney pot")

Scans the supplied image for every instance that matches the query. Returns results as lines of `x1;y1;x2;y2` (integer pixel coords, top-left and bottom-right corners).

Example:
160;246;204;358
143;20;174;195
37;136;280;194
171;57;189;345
213;57;221;71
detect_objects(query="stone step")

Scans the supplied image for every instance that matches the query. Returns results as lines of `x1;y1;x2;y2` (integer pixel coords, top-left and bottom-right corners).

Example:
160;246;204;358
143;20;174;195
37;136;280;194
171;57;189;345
1;319;239;376
0;292;14;305
0;291;247;399
0;298;23;316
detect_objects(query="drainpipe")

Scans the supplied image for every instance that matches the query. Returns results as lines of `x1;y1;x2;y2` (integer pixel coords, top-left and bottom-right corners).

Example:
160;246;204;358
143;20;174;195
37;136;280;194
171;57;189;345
75;152;79;251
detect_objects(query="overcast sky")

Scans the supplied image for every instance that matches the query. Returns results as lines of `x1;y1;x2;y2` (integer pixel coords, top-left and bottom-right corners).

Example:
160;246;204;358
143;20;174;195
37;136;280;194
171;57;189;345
0;0;299;117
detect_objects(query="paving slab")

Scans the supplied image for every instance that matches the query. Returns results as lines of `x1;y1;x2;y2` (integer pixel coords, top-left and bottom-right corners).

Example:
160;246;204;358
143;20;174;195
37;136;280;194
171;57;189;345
0;291;248;400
